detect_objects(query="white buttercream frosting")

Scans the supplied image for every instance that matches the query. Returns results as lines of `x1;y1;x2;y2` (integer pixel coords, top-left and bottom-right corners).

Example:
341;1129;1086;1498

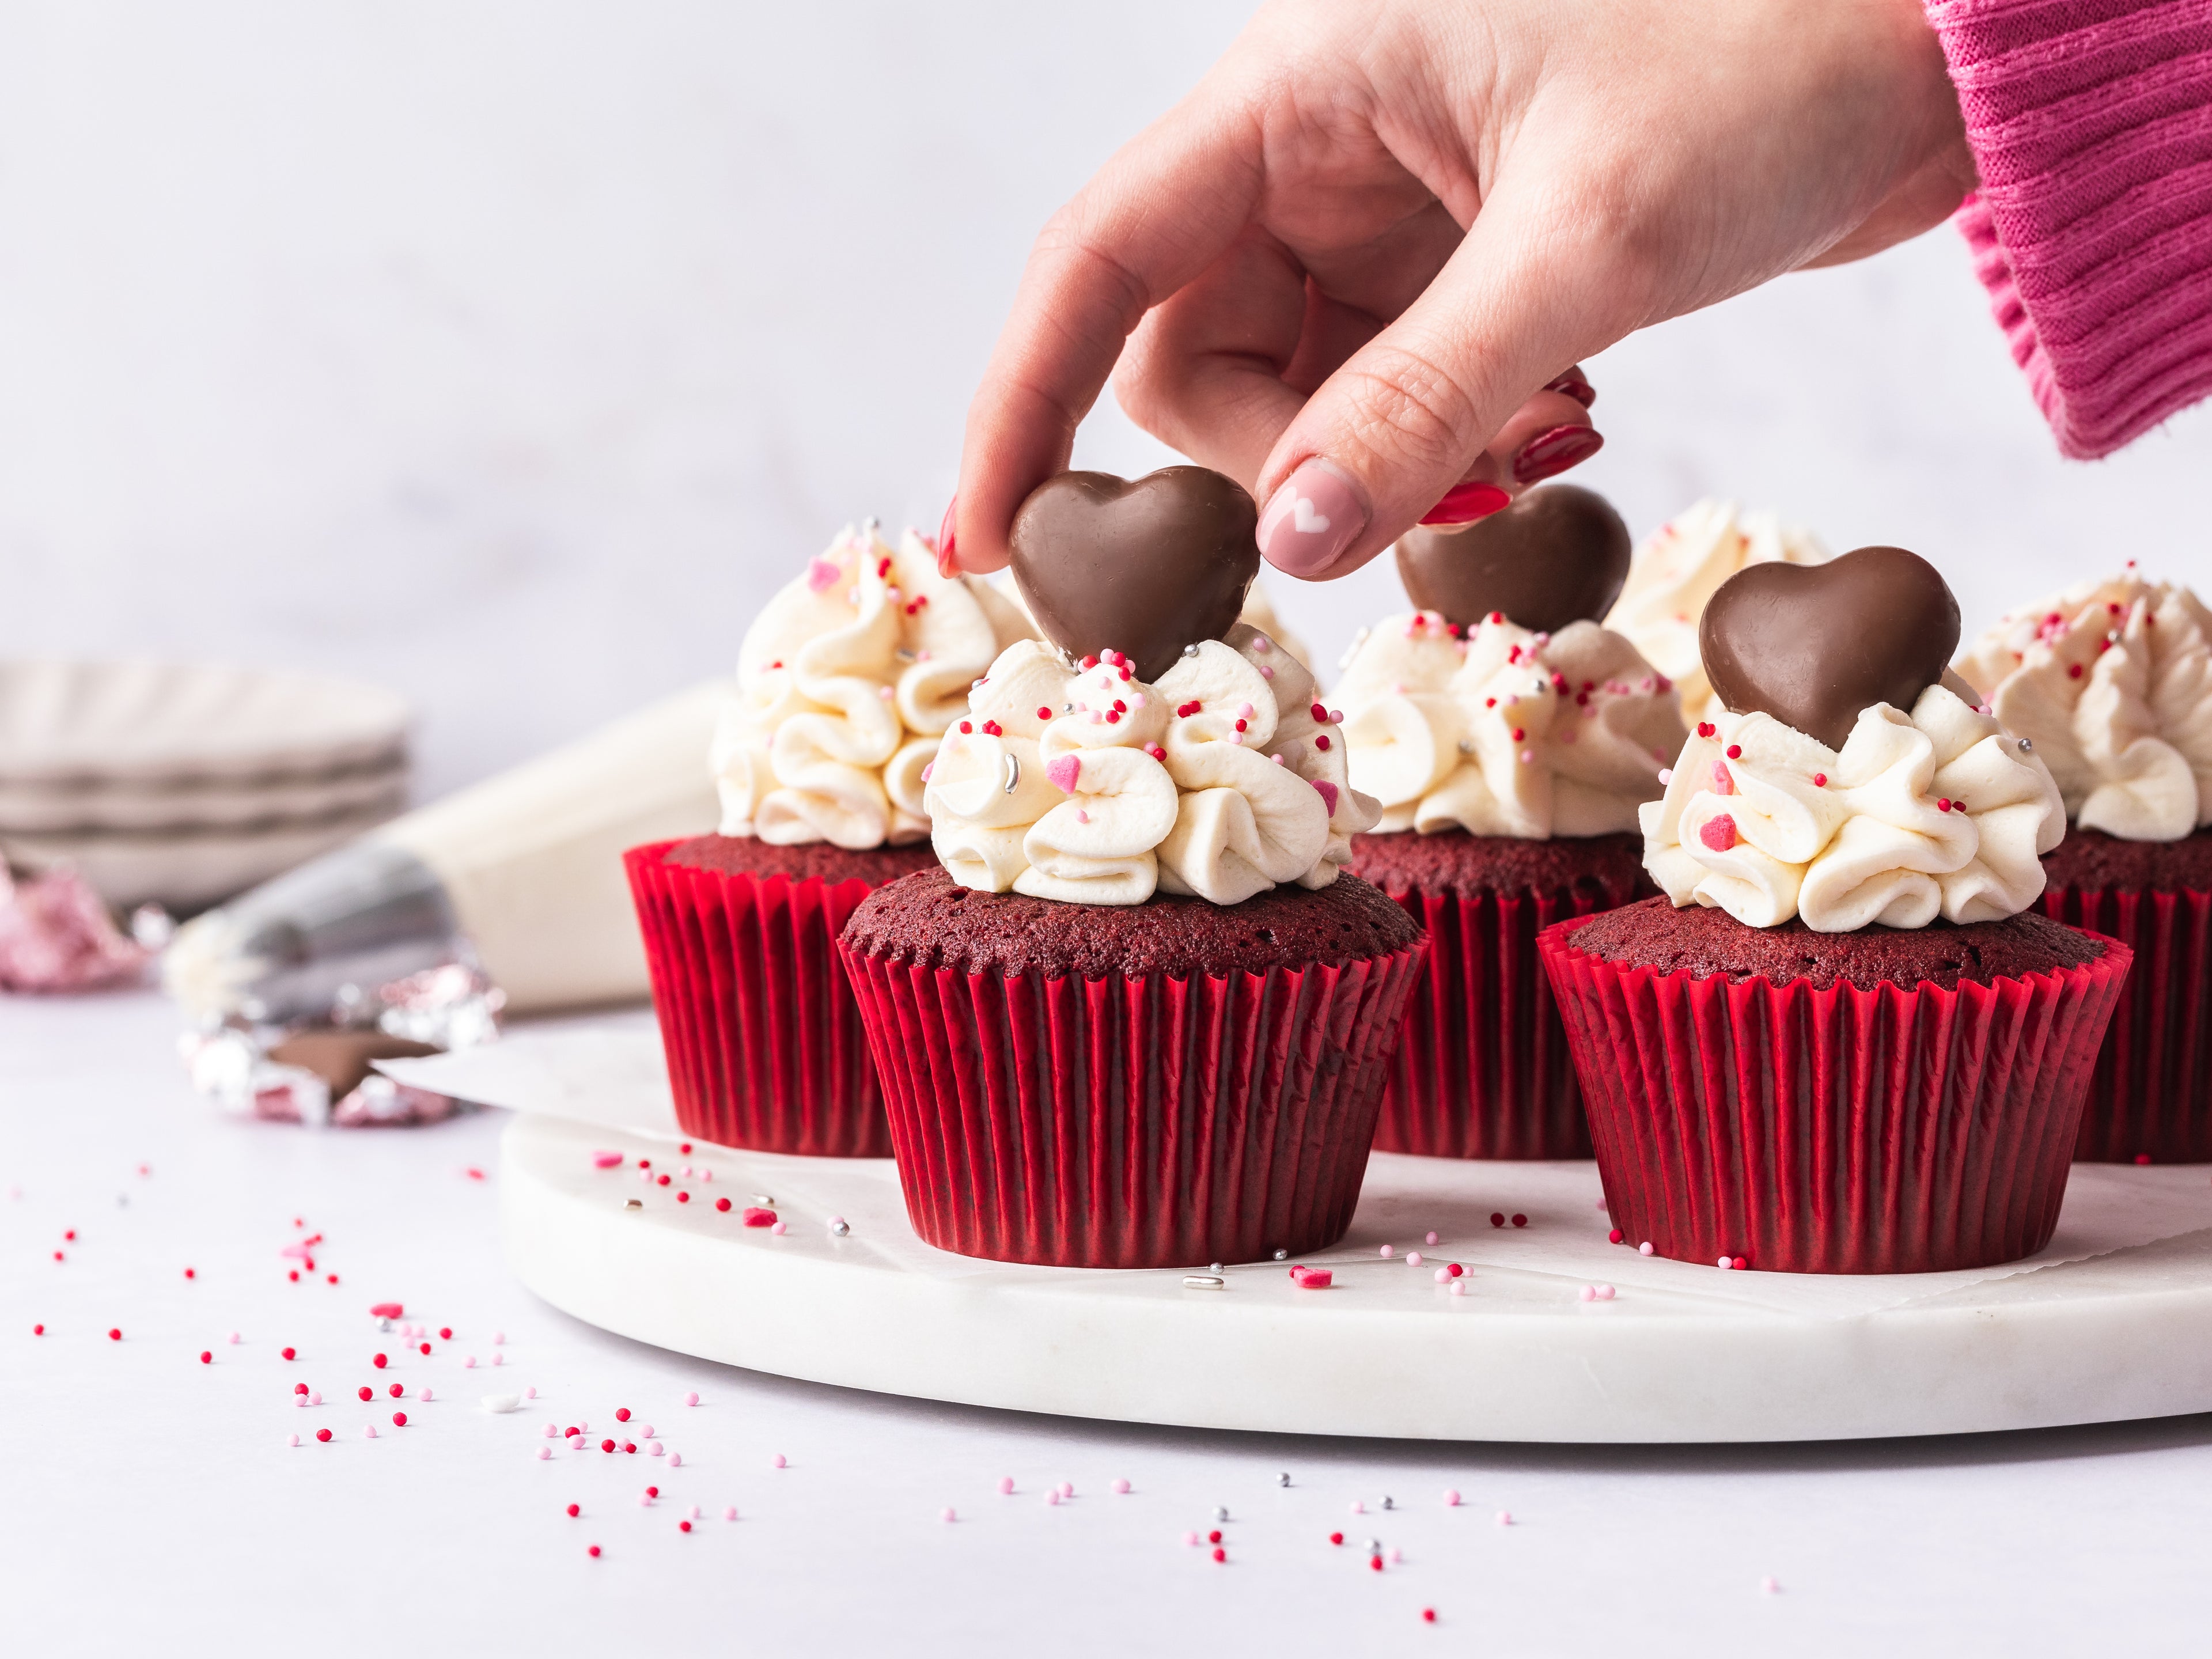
1334;611;1685;838
1954;571;2212;842
1642;684;2065;931
712;523;1036;849
925;624;1380;906
1604;499;1829;722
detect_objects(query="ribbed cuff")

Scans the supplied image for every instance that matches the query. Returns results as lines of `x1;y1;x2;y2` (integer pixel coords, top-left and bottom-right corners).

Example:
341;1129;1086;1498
1928;0;2212;457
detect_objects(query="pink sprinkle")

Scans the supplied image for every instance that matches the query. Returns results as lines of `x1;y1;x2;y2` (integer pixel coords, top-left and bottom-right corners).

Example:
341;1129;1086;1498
639;1424;654;1438
364;1426;377;1440
493;1353;505;1366
1717;1256;1732;1269
805;555;841;593
1444;1489;1460;1506
1290;1266;1332;1289
1046;1490;1061;1507
1763;1576;1782;1594
998;1477;1015;1495
419;1387;433;1402
685;1392;700;1407
1711;760;1734;795
1380;1244;1393;1258
742;1208;777;1228
771;1221;787;1236
1434;1268;1449;1283
638;1493;653;1508
1425;1232;1439;1245
308;1390;321;1405
1639;1242;1654;1255
536;1446;551;1460
464;1357;476;1369
1350;1501;1364;1515
1596;1285;1616;1301
1075;809;1089;824
771;1453;786;1469
1111;1478;1130;1495
526;1386;537;1399
668;1452;683;1467
1184;1531;1200;1547
686;1505;701;1520
942;1507;957;1522
1312;779;1339;816
723;1506;738;1521
1405;1251;1422;1267
592;1151;625;1169
492;1332;504;1345
1449;1281;1466;1296
544;1424;558;1438
286;1434;299;1447
646;1441;664;1457
1579;1285;1596;1302
1497;1511;1513;1527
1059;1482;1074;1498
1045;754;1082;793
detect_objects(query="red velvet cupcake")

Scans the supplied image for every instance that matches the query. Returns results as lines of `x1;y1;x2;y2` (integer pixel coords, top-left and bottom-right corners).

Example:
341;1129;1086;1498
1338;487;1681;1157
1544;546;2128;1272
839;467;1422;1267
1956;573;2212;1161
624;520;1035;1154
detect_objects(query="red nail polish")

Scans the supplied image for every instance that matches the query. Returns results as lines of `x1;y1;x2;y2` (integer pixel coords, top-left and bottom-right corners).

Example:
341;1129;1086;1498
1419;480;1511;526
1545;369;1596;409
936;496;959;577
1513;425;1604;484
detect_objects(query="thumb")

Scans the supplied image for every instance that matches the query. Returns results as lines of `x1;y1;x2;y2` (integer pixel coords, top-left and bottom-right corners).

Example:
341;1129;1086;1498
1252;183;1631;581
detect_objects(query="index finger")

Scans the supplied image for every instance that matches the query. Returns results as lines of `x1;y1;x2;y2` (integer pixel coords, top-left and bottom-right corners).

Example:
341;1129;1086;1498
946;100;1262;574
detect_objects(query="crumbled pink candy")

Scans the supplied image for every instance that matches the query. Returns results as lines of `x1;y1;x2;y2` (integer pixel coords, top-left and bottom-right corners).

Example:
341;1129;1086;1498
0;865;150;993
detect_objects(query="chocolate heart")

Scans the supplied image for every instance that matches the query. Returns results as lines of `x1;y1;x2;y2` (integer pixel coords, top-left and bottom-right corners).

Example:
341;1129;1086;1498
1394;485;1630;633
1700;546;1961;751
1009;467;1260;681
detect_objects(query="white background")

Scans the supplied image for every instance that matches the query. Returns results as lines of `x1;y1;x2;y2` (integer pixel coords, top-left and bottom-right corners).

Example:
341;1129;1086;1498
5;6;2212;1654
2;1;2207;802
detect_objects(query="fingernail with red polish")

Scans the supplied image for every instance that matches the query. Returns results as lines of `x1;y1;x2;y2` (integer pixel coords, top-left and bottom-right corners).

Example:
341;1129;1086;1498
1419;480;1512;526
1545;369;1596;409
1258;460;1367;577
1513;425;1604;484
936;496;959;577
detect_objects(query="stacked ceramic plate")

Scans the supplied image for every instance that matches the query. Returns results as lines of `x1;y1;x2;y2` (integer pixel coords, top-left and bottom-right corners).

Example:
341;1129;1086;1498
0;661;410;914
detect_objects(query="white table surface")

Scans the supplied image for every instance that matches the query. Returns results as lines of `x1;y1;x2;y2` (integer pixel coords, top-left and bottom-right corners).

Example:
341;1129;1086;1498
7;989;2212;1657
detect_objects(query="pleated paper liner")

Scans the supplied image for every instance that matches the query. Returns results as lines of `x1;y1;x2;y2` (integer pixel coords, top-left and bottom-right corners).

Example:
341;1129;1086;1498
1372;874;1645;1160
624;840;893;1158
1539;916;2131;1274
839;940;1427;1269
2042;882;2212;1162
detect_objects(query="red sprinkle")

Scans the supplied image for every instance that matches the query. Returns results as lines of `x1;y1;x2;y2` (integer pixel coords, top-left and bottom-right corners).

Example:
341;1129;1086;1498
1370;1556;1384;1573
1813;772;1828;787
184;1268;195;1279
1330;1532;1344;1546
295;1383;309;1395
107;1328;121;1341
438;1328;451;1341
715;1198;732;1213
601;1439;616;1453
1511;1214;1528;1228
1311;703;1327;722
677;1191;691;1203
287;1271;298;1282
33;1324;43;1335
2069;663;2084;679
372;1353;388;1369
959;720;972;734
1490;1213;1505;1228
1211;1547;1226;1563
282;1347;297;1361
1608;1228;1624;1243
316;1429;332;1443
1423;1609;1437;1624
657;1175;671;1187
1510;729;1525;743
679;1142;692;1154
199;1351;211;1364
680;1520;692;1533
1315;734;1331;751
1726;744;1742;760
1447;1262;1464;1277
588;1546;601;1558
624;1442;638;1455
369;1302;403;1319
647;1484;658;1497
1208;1529;1222;1544
1037;707;1052;721
616;1408;631;1422
389;1383;404;1397
359;1387;373;1402
419;1342;431;1355
567;1504;580;1517
392;1411;407;1427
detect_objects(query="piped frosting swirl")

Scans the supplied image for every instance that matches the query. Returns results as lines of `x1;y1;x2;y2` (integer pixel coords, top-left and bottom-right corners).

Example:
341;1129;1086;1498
712;523;1036;849
1642;684;2065;931
1335;611;1685;837
1955;571;2212;842
925;625;1378;905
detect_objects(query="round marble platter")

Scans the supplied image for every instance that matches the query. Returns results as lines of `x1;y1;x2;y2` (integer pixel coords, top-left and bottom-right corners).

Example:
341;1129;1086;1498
501;1107;2212;1444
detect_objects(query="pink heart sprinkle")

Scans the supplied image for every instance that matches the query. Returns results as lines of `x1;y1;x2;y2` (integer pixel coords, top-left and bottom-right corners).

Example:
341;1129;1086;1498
805;556;842;593
1710;760;1734;796
1045;755;1082;794
1699;813;1739;852
1313;779;1338;817
592;1150;624;1169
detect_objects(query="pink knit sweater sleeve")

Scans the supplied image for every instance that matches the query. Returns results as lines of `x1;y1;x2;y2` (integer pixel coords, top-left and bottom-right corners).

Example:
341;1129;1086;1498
1925;0;2212;457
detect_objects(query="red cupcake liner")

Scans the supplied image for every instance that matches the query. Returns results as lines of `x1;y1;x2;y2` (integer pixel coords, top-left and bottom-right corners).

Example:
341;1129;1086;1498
624;840;893;1157
2042;882;2212;1162
838;939;1427;1268
1374;876;1644;1160
1539;916;2131;1274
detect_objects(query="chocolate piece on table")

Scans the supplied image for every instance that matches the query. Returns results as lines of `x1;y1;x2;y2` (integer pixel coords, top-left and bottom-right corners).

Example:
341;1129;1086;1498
1699;545;1961;751
1009;467;1260;681
1394;485;1631;634
266;1031;440;1098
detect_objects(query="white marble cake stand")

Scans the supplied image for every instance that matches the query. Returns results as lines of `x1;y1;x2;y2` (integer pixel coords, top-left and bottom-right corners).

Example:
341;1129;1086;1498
499;1101;2212;1444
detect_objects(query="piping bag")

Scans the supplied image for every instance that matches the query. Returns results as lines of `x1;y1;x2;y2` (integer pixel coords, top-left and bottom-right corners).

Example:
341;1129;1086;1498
165;681;722;1028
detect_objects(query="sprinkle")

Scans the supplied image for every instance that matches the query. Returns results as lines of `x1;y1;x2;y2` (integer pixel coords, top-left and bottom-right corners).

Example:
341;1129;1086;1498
1111;1478;1131;1494
1426;1232;1438;1244
668;1452;682;1467
1579;1285;1596;1302
771;1453;786;1469
1640;1241;1654;1255
1938;798;1952;813
1512;1214;1527;1228
316;1429;331;1442
742;1207;777;1227
999;1477;1016;1495
1596;1285;1615;1300
1289;1266;1332;1289
1813;772;1828;787
2070;664;2084;679
588;1546;600;1559
1497;1511;1513;1526
941;1507;957;1522
716;1198;731;1212
1490;1213;1504;1227
1380;1244;1394;1257
1726;744;1742;759
1444;1489;1460;1506
1406;1251;1422;1267
199;1350;211;1363
1699;813;1738;852
1037;706;1052;721
1314;734;1331;751
685;1392;700;1406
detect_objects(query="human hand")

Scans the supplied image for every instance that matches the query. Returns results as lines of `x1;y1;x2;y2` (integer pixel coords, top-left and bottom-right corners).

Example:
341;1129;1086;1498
944;0;1971;582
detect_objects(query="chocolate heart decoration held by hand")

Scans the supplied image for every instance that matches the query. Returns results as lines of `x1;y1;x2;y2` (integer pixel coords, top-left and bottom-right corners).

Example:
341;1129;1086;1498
1700;545;1961;751
1009;467;1260;681
1395;485;1631;634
